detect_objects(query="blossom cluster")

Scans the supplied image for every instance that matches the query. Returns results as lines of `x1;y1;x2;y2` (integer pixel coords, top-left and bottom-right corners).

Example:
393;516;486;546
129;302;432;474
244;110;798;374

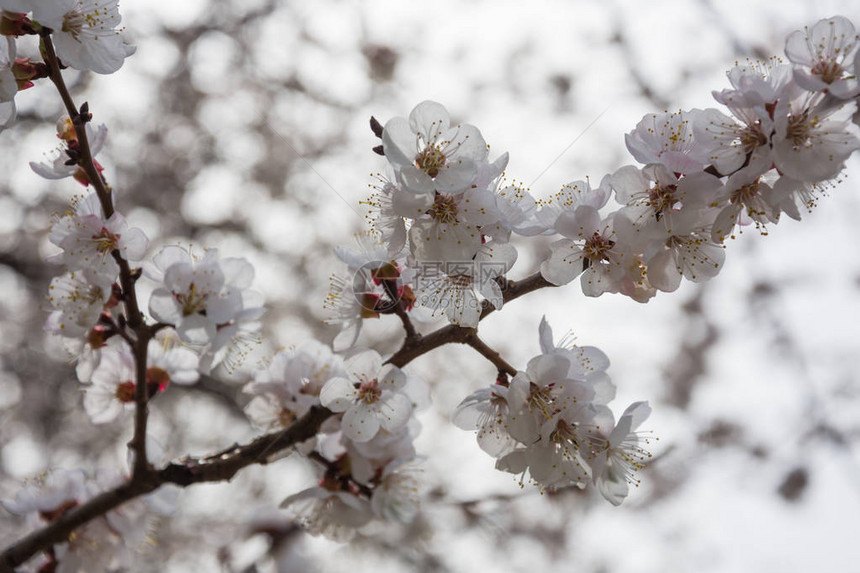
324;16;860;351
245;343;429;540
0;0;134;132
541;15;860;298
2;467;172;573
2;10;860;572
319;13;860;510
343;100;543;328
455;318;652;505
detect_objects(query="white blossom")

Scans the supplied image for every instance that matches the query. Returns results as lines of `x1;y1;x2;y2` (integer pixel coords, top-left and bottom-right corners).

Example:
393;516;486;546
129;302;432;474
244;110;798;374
145;246;263;346
48;192;148;279
540;206;629;296
83;337;199;424
2;468;149;572
610;163;721;237
710;160;781;242
625;110;710;174
585;401;654;506
696;60;793;175
452;384;516;457
382;100;489;195
30;118;108;186
319;350;412;443
45;269;114;337
771;84;860;183
244;340;345;430
32;0;134;74
370;458;423;523
412;241;517;327
536;177;612;232
0;37;16;133
280;486;372;542
785;15;860;98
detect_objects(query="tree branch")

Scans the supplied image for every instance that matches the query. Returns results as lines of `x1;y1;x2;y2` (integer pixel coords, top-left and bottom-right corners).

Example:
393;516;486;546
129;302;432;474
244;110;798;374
44;34;153;476
0;407;333;571
42;35;113;217
380;277;419;342
386;272;554;368
463;333;517;377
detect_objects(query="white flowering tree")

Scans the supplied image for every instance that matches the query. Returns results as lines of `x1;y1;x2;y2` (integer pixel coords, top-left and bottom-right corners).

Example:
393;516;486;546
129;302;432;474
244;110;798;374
1;2;859;571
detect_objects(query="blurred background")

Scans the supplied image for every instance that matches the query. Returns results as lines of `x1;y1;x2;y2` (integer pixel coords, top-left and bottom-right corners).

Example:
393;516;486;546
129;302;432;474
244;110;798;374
2;0;860;571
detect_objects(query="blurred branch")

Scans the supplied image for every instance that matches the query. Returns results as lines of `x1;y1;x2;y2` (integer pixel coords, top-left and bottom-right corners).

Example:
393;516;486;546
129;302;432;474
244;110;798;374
609;16;670;110
663;285;719;409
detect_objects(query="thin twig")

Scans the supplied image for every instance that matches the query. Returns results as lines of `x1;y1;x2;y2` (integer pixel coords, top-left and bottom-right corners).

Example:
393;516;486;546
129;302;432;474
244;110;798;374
380;277;419;341
463;333;517;378
43;37;152;477
386;272;554;368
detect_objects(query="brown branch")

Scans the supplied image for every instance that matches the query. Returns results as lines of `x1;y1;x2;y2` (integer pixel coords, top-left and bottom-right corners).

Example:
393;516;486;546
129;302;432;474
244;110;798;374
0;407;333;571
129;329;153;476
392;303;418;340
158;406;332;485
44;34;153;476
41;36;78;128
380;278;419;341
463;333;517;378
42;35;113;218
386;272;554;368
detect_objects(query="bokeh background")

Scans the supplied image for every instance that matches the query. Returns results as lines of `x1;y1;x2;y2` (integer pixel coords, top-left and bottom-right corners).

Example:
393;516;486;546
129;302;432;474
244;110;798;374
2;0;860;571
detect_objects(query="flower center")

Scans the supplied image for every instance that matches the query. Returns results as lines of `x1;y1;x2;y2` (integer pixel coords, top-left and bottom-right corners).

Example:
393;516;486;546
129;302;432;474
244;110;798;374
730;178;760;205
647;184;679;216
740;122;769;153
61;8;85;40
786;112;819;148
583;232;615;264
92;227;120;254
415;145;446;178
85;284;106;305
115;381;135;403
449;274;473;288
593;432;653;486
176;283;208;316
550;419;586;467
527;382;557;420
810;59;844;84
430;193;458;223
358;378;382;404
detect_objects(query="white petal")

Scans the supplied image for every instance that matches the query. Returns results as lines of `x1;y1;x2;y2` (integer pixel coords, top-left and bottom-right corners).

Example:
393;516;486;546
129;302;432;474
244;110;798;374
378;392;412;431
408;100;450;141
148;288;182;324
319;377;356;412
344;350;382;380
176;315;215;345
342;404;381;442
